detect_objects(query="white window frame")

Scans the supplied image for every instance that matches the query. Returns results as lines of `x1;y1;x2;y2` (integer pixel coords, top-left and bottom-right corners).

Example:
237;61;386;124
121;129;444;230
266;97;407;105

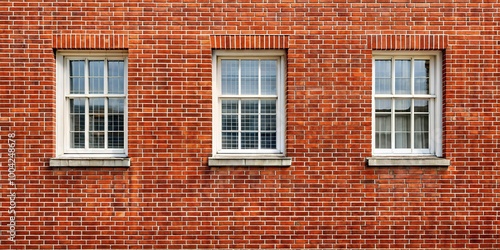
212;50;286;158
55;50;128;158
372;51;443;157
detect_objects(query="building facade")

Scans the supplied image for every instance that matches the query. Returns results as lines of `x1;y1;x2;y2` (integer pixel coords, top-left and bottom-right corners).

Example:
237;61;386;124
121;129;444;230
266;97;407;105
1;0;500;249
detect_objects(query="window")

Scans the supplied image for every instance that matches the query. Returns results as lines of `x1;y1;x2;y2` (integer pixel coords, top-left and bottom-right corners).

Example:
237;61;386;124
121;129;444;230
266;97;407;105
54;51;128;163
210;50;290;166
372;51;442;157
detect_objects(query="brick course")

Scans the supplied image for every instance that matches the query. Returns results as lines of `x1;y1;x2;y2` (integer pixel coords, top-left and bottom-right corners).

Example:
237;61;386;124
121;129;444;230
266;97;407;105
1;0;500;249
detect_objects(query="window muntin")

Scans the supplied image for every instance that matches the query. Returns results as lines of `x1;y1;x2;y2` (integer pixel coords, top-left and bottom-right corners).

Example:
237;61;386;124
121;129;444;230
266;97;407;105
58;53;127;156
214;51;285;155
373;54;441;156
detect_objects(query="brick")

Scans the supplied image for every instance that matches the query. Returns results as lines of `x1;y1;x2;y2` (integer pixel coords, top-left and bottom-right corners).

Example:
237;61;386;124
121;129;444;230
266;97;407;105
1;1;500;249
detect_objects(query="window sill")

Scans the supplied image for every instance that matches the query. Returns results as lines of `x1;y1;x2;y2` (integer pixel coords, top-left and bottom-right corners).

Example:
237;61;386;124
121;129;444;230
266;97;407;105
50;157;130;167
367;156;450;167
208;155;292;167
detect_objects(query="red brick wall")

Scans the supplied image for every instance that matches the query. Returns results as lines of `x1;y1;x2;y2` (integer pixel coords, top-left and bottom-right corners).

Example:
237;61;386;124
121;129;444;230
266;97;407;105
1;0;500;249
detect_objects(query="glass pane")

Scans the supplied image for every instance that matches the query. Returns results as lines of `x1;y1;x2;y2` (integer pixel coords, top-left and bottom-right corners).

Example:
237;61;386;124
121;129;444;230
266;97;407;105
414;78;429;95
89;98;105;131
375;114;391;149
395;114;411;148
222;132;238;149
395;99;411;112
221;100;238;114
107;114;124;132
108;98;125;149
241;115;258;131
395;60;411;94
70;132;85;149
89;60;104;94
261;60;277;95
221;59;239;95
222;100;239;132
261;100;276;113
375;99;391;112
241;60;259;95
70;98;85;148
414;60;429;78
108;132;124;149
375;60;391;94
241;100;258;131
89;98;105;148
108;60;125;94
108;60;124;77
108;98;125;148
108;98;124;114
414;99;429;112
261;100;277;131
89;132;105;149
241;100;258;114
221;99;239;149
261;115;276;131
241;132;258;149
222;115;238;131
69;60;85;94
261;132;276;149
414;114;429;149
414;59;429;94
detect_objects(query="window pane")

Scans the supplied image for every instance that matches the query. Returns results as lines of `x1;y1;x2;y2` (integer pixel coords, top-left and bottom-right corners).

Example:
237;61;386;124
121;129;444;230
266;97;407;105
89;98;105;131
108;132;124;149
221;100;238;113
89;132;105;149
108;98;125;114
89;60;104;94
221;59;239;95
70;98;85;148
70;132;85;149
395;99;411;113
375;60;391;94
70;60;85;94
375;114;391;149
241;60;259;95
241;100;258;131
222;114;238;131
375;99;391;112
261;99;276;113
261;60;277;95
241;115;258;131
222;100;239;131
222;132;238;149
241;100;258;114
395;60;411;94
415;114;429;149
414;59;430;94
414;99;429;112
89;98;105;148
261;115;276;131
108;98;124;149
261;132;276;149
261;100;277;131
108;60;124;76
241;132;258;149
108;60;125;94
221;100;239;149
395;114;411;148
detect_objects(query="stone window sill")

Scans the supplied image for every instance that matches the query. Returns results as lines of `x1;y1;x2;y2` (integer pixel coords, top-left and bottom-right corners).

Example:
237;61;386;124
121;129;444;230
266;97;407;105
50;157;130;167
208;155;292;167
367;156;450;167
